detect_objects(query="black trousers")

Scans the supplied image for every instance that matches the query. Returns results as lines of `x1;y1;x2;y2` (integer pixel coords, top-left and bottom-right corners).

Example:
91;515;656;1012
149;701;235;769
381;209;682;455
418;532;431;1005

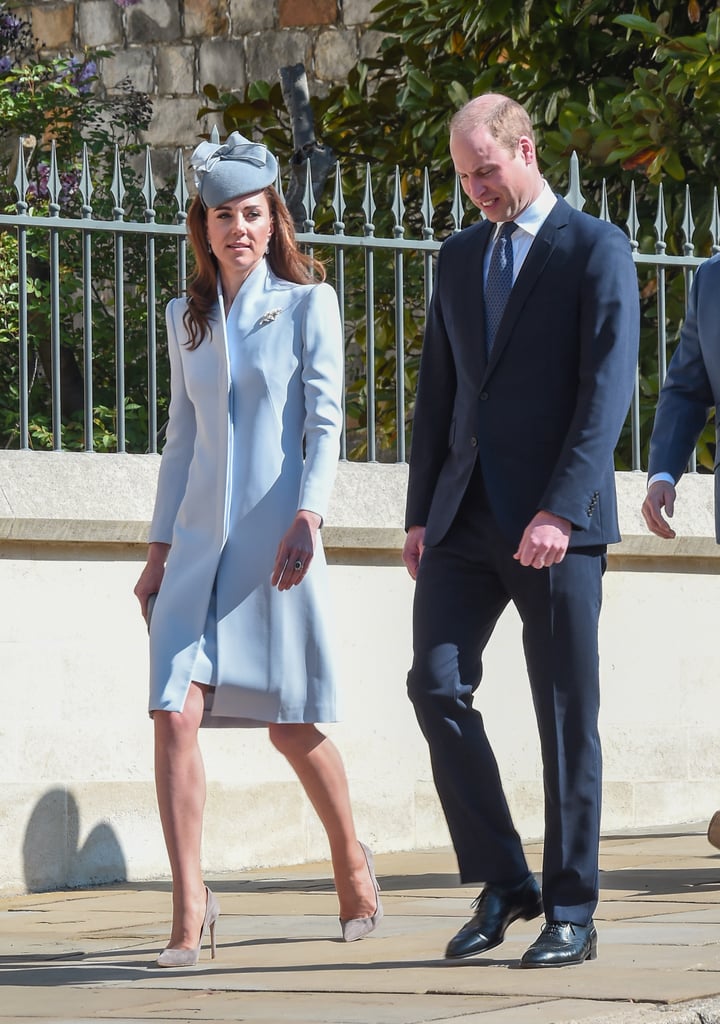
407;474;604;925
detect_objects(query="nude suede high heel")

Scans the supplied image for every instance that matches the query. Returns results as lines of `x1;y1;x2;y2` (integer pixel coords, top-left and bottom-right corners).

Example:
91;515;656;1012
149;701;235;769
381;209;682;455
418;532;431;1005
340;842;384;942
156;886;219;967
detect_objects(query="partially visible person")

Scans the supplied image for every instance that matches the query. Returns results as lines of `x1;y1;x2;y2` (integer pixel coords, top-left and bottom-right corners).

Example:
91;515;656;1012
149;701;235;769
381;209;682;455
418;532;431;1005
403;93;639;967
709;811;720;850
134;132;382;968
641;253;720;853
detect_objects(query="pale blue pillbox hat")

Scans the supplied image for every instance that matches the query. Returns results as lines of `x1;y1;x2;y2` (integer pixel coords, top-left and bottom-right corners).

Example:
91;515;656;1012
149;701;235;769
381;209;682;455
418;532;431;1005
189;131;278;208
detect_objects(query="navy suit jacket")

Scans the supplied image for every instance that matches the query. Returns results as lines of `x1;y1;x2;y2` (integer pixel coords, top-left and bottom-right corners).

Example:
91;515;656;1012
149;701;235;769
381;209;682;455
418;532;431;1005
405;196;640;549
648;253;720;541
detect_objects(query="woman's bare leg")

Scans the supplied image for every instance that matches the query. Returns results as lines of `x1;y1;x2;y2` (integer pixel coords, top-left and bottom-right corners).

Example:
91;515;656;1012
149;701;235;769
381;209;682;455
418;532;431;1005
268;723;377;920
154;682;209;949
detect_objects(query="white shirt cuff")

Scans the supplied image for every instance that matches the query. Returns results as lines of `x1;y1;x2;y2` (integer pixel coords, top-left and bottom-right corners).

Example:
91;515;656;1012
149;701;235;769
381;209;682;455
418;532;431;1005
647;471;676;489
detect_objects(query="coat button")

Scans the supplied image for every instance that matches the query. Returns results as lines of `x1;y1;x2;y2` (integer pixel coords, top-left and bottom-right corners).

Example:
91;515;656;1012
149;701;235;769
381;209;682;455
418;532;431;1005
470;436;478;447
480;392;489;401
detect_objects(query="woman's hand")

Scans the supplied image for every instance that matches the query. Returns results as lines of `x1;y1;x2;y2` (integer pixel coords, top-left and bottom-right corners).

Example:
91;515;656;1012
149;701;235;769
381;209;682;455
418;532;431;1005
272;510;321;591
134;542;170;622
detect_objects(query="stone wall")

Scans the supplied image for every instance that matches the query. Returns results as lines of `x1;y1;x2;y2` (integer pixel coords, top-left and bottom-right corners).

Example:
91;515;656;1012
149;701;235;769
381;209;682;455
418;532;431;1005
15;1;382;158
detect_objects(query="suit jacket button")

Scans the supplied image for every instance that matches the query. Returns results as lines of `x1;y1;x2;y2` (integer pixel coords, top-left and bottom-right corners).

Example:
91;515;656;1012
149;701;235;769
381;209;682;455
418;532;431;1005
470;436;478;447
479;392;489;401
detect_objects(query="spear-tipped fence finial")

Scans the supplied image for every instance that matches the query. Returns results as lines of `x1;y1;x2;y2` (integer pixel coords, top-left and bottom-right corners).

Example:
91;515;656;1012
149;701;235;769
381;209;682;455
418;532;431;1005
48;140;61;215
681;184;695;255
142;146;157;221
173;147;188;218
79;143;93;216
391;165;405;238
13;136;29;213
110;144;126;218
654;183;667;254
626;181;639;251
564;151;586;211
331;161;345;234
421;167;434;239
362;163;376;235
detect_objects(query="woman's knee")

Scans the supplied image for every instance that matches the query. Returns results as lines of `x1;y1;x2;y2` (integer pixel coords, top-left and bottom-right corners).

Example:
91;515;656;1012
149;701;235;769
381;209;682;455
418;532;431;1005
154;690;204;748
154;708;195;744
268;722;321;758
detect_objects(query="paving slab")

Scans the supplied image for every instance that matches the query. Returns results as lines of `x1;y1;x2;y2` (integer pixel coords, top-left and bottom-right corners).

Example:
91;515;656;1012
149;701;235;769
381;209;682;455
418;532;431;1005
1;829;720;1024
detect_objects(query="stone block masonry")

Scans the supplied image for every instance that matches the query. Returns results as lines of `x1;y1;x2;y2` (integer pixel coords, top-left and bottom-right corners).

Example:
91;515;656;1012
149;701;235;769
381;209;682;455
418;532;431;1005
22;0;383;157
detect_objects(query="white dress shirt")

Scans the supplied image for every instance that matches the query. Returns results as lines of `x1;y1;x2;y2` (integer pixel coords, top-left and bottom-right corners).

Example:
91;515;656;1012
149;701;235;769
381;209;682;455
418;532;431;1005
483;180;558;285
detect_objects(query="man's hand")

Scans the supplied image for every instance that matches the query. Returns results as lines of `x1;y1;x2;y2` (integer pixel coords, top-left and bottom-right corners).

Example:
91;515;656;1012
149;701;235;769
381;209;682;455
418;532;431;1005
403;525;426;580
641;480;677;539
514;510;572;569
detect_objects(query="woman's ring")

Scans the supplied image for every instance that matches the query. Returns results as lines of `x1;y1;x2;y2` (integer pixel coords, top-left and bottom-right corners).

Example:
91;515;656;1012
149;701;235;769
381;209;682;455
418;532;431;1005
294;559;304;571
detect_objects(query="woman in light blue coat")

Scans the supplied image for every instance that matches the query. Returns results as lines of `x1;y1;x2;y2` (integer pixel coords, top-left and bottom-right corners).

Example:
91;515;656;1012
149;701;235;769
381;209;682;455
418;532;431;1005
134;134;382;967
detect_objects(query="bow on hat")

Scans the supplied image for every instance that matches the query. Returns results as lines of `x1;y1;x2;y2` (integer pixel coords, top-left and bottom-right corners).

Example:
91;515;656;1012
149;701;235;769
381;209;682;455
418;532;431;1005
189;131;278;207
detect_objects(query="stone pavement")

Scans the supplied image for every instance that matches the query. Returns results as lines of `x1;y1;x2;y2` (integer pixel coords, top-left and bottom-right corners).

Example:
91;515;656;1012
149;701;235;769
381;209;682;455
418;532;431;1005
1;828;720;1024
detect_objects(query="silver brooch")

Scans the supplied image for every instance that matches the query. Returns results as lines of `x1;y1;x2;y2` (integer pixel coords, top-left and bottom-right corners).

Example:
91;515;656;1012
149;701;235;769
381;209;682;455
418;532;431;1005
258;307;282;326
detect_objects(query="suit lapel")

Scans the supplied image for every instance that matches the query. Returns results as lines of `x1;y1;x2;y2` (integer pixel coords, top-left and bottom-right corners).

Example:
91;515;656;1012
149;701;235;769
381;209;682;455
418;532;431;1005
481;198;571;384
467;221;494;381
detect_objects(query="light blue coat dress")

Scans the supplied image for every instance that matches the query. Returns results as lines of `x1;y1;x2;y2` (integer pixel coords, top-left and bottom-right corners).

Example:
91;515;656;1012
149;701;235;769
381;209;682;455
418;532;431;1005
147;259;343;725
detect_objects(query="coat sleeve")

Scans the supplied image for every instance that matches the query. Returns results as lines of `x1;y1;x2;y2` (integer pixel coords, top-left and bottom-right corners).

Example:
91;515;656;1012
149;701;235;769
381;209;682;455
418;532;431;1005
538;223;640;528
148;299;197;545
404;244;457;530
297;282;344;520
648;260;716;483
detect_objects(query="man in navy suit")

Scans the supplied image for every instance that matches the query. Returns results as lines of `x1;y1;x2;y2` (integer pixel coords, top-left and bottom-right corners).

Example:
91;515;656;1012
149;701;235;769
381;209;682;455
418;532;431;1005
403;94;639;967
642;254;720;853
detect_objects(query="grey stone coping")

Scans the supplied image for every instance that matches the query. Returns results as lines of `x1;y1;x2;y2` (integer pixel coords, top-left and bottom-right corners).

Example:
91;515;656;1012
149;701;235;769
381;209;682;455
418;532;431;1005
0;451;717;563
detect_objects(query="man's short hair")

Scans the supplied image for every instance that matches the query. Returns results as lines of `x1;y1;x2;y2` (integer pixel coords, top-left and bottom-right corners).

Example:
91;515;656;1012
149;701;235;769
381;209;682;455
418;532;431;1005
450;95;535;155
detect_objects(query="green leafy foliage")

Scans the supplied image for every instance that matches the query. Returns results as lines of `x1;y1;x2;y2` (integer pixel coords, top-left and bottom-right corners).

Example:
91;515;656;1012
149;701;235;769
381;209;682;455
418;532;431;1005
201;0;719;467
0;2;177;452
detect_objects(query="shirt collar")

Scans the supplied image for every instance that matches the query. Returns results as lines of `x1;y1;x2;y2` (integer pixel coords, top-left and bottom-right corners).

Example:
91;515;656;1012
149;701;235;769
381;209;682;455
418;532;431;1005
508;180;557;238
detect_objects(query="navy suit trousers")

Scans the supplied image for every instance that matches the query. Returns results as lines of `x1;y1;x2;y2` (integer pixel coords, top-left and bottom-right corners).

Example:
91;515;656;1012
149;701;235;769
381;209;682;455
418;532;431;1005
407;471;604;925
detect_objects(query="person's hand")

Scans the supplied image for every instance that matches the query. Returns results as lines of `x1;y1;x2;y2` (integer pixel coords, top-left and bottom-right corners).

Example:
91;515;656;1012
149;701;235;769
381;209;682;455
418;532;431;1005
641;480;677;539
272;510;321;591
403;525;426;580
514;510;571;569
134;542;170;622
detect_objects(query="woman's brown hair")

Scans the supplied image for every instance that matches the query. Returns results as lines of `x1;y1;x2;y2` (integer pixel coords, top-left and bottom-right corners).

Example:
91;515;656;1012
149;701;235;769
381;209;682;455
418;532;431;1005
182;188;326;349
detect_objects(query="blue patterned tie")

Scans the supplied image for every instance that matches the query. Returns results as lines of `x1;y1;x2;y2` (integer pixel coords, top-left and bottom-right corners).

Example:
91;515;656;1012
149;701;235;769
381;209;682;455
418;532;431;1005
485;221;517;354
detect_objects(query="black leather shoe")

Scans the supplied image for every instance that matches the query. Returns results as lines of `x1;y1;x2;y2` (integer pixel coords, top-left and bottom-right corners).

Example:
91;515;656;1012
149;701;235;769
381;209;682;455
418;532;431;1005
445;875;543;959
520;920;597;967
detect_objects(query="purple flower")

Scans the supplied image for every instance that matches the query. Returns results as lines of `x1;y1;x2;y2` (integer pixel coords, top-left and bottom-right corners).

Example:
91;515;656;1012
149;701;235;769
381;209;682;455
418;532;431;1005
113;0;142;8
26;163;81;207
64;56;97;93
59;169;81;201
0;55;11;74
27;163;50;201
0;13;21;33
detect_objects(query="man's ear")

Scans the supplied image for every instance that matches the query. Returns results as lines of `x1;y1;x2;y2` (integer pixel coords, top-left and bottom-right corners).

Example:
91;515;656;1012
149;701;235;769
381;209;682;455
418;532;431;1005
518;136;535;165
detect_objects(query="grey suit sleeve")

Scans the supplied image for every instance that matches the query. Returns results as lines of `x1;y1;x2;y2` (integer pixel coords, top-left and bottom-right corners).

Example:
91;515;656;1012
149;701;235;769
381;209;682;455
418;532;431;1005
648;261;716;484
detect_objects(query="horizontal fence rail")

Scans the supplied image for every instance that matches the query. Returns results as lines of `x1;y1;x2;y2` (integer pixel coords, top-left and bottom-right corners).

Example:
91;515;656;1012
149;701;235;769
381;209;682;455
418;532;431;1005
0;135;717;470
